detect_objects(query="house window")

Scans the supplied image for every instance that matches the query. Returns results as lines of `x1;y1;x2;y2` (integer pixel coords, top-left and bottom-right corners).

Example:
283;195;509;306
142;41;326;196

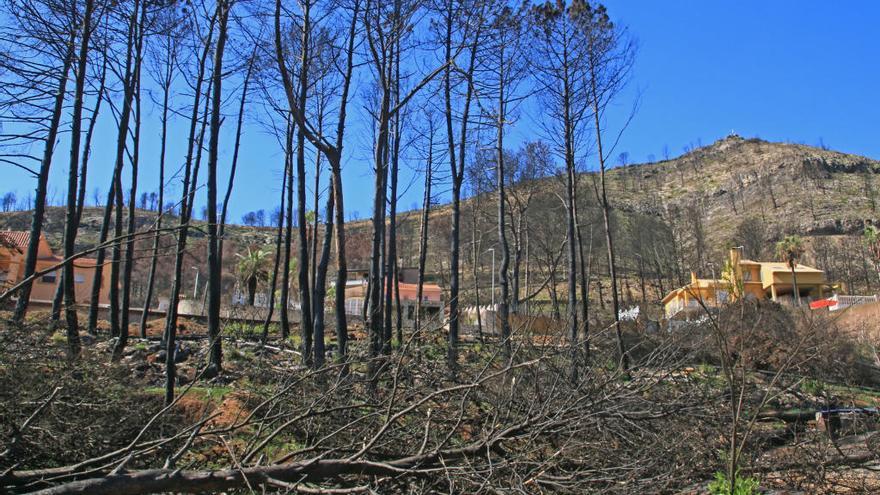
74;274;85;284
41;273;57;284
742;271;751;282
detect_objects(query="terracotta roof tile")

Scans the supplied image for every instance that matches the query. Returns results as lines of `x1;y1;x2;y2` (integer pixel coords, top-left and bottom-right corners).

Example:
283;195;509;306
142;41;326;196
0;231;29;252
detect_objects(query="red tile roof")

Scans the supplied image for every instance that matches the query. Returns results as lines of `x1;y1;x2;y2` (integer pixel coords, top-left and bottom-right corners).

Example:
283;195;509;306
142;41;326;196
0;231;29;253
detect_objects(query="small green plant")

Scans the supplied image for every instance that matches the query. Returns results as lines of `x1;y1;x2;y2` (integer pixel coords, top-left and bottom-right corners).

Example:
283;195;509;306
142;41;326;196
226;322;263;340
697;363;716;375
144;386;231;404
286;332;302;348
693;364;725;388
49;330;66;345
228;347;252;362
801;378;825;397
708;471;759;495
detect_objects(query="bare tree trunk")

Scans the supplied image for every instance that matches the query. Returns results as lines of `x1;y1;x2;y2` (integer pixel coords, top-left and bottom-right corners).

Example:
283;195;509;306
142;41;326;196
205;0;230;372
279;118;294;341
216;51;254;323
470;205;483;341
109;143;124;339
107;0;141;346
140;32;176;337
330;162;348;361
555;41;580;380
51;264;64;323
386;27;402;348
74;57;107;335
575;219;592;362
87;164;118;335
309;109;324;321
363;0;395;359
495;66;511;358
367;66;390;361
312;182;334;367
592;77;628;371
116;4;147;359
442;0;480;370
51;48;104;324
164;16;216;406
262;156;290;343
565;156;579;381
273;0;359;362
510;213;522;315
394;250;402;341
294;0;314;364
414;125;433;339
76;57;106;245
59;0;97;356
11;35;75;323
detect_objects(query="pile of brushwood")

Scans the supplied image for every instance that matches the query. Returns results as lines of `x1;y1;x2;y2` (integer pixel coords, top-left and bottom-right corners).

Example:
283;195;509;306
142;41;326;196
2;303;880;494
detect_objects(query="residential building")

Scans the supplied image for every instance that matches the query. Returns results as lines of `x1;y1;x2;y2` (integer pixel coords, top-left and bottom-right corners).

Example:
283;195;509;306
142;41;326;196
0;230;111;305
343;268;444;323
662;247;830;318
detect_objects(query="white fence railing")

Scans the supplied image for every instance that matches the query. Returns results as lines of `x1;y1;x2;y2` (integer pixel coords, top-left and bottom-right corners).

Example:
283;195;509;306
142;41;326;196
831;294;878;311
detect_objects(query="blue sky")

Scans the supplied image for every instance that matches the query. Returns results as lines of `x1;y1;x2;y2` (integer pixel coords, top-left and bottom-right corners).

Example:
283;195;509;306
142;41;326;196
4;1;879;224
602;1;880;162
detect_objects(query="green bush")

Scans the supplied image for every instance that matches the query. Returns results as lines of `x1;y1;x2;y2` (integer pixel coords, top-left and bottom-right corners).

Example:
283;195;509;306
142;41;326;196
708;471;760;495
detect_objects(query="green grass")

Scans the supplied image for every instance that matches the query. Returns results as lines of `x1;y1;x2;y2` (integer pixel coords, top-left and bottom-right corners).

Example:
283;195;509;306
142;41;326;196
822;382;880;405
225;322;265;340
800;378;825;397
228;346;255;363
144;386;233;404
260;438;304;460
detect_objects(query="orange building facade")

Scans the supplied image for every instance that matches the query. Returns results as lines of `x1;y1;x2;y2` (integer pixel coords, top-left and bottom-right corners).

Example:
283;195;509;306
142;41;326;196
0;231;111;305
343;267;444;323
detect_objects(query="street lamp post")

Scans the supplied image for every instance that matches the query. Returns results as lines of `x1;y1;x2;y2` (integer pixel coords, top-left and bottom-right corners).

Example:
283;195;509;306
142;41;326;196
488;248;495;308
192;267;200;299
708;262;717;307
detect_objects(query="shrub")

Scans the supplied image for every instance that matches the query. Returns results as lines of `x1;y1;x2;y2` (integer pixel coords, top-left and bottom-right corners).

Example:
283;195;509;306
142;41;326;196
708;471;759;495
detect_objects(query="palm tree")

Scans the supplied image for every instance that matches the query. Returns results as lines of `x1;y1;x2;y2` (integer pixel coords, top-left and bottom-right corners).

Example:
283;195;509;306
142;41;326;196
776;235;806;306
236;247;270;306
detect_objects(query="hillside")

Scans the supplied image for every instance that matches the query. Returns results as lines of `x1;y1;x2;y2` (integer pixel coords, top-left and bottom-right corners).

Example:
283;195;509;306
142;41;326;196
3;135;879;304
0;207;279;255
604;134;880;244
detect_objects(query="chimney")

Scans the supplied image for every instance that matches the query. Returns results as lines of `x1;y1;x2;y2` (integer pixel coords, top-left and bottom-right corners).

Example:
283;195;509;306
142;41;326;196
690;271;698;285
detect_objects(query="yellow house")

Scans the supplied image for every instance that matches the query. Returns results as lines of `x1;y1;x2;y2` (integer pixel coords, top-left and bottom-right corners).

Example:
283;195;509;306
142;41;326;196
662;248;829;318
